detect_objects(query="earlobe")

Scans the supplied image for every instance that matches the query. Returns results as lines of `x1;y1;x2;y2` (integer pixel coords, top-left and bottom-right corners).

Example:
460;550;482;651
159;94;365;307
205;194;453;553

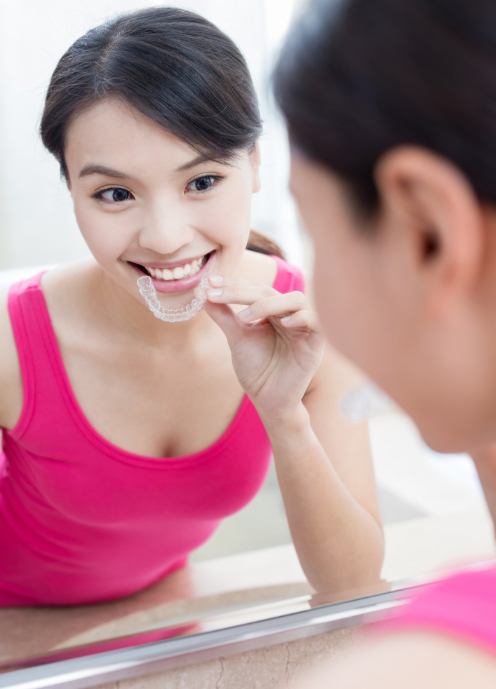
374;146;485;314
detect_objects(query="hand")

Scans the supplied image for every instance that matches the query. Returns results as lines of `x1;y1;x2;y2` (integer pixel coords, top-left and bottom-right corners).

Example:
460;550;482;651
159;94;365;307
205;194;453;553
204;274;325;420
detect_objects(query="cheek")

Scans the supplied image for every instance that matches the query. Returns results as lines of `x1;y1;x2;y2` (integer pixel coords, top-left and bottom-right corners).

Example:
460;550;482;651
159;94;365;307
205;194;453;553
199;184;252;248
311;244;385;369
74;200;135;259
312;252;356;345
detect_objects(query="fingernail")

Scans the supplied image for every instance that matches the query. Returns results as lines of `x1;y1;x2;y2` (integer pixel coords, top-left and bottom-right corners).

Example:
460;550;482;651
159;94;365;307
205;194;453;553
281;316;292;325
207;288;223;298
238;308;252;321
209;274;224;286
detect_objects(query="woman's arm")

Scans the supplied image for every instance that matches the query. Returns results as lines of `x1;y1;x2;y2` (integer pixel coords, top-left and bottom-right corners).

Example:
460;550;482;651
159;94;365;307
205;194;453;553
205;275;384;593
261;346;384;593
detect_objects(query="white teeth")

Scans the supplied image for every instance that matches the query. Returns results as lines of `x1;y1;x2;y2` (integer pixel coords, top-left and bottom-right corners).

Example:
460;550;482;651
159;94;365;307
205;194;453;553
145;256;205;281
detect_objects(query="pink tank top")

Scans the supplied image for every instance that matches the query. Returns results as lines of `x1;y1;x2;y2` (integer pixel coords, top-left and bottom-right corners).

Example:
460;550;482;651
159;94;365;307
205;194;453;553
372;565;496;656
0;255;304;606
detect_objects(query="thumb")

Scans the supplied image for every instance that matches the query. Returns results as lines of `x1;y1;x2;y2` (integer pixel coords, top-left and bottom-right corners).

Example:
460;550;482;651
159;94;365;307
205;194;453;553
204;301;244;346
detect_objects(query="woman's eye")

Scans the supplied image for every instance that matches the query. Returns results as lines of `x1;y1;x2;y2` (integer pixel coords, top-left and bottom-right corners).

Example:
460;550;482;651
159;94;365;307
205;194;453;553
186;175;221;194
93;187;134;203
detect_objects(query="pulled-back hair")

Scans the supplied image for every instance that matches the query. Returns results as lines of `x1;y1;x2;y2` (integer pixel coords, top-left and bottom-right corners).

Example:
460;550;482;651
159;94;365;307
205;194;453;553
41;6;283;257
274;0;496;217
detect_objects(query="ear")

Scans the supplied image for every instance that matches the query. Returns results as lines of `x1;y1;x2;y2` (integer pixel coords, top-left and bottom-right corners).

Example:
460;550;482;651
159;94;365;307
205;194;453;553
249;142;261;193
374;146;485;316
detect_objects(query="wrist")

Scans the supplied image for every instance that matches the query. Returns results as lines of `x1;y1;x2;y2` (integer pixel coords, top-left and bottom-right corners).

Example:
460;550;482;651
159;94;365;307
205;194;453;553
258;402;311;438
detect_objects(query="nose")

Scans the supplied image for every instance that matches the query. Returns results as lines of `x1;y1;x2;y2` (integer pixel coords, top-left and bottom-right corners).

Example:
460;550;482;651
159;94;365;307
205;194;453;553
137;200;195;255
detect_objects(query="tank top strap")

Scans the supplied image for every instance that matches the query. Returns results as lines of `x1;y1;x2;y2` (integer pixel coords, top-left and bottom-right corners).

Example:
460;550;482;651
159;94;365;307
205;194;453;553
6;271;68;439
271;255;305;293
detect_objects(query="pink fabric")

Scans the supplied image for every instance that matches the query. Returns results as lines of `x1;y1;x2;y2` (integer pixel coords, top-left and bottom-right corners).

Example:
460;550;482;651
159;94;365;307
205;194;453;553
371;565;496;656
0;255;303;606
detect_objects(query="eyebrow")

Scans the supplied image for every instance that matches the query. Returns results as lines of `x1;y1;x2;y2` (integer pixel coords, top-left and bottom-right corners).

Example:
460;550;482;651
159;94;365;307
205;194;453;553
79;164;128;179
176;153;216;171
78;154;223;179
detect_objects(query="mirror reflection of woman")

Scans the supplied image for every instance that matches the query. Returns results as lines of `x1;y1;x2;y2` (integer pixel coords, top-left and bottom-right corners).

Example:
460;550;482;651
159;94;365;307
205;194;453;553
274;0;496;685
0;7;384;607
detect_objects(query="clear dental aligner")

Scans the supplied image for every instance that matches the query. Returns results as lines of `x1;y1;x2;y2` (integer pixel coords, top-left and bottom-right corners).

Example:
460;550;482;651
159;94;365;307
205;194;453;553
340;381;399;422
137;274;209;323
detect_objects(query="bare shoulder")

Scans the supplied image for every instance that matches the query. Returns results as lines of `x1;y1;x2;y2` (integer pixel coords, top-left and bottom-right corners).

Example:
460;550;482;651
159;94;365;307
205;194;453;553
0;259;95;429
290;631;496;689
40;259;100;337
0;286;23;428
242;249;279;287
40;258;94;299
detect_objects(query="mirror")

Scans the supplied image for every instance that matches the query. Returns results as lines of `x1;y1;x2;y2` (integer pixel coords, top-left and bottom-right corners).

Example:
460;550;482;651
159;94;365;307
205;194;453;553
1;1;494;684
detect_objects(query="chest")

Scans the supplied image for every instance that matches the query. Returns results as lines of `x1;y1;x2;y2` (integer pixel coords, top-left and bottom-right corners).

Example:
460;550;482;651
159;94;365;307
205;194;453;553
58;337;246;459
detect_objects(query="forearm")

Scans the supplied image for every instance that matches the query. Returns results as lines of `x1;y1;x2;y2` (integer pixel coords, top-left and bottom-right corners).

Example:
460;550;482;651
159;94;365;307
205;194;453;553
260;404;385;594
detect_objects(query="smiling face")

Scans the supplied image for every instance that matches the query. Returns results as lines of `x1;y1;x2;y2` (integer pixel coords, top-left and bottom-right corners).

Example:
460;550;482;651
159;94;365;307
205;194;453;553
64;97;260;309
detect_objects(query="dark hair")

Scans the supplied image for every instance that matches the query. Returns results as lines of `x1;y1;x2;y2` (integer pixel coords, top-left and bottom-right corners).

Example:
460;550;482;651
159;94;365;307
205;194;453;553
40;6;284;258
274;0;496;217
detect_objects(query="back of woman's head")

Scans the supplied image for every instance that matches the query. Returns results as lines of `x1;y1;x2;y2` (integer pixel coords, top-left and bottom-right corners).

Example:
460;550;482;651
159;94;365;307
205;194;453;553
40;6;262;183
274;0;496;215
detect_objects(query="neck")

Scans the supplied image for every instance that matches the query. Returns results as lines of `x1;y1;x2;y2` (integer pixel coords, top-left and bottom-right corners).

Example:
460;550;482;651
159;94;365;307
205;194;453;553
470;448;496;538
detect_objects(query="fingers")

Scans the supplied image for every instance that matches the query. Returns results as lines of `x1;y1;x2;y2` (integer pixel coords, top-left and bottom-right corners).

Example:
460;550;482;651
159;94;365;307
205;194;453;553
206;280;279;307
205;275;322;336
203;301;245;346
280;309;319;332
235;291;307;325
207;277;307;321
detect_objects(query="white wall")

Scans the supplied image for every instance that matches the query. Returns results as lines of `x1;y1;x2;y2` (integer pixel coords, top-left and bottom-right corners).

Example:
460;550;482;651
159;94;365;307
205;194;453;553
0;0;302;269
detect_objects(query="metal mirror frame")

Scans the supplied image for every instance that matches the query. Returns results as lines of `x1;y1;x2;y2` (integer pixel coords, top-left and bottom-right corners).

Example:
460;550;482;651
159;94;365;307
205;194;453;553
0;580;426;689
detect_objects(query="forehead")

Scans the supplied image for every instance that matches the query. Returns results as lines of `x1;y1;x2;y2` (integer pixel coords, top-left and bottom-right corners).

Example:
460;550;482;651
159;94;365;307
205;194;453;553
64;97;198;172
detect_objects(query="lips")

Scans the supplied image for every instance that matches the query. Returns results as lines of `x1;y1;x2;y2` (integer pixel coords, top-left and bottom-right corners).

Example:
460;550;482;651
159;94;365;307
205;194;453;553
127;251;215;294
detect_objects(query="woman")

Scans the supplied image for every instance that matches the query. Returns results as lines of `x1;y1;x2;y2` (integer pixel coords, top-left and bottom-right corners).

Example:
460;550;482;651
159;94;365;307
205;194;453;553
0;6;383;606
274;0;496;685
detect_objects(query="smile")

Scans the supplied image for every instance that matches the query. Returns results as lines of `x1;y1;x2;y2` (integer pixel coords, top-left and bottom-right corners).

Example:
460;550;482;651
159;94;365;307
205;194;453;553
127;251;215;294
146;257;204;281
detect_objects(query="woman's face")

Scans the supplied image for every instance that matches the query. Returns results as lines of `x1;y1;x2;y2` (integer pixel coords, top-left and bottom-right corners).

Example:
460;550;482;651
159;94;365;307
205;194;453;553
64;97;260;309
290;151;496;452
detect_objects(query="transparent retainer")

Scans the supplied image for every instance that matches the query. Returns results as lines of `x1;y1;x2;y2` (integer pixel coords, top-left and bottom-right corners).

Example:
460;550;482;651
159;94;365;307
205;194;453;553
137;274;209;323
340;380;400;422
